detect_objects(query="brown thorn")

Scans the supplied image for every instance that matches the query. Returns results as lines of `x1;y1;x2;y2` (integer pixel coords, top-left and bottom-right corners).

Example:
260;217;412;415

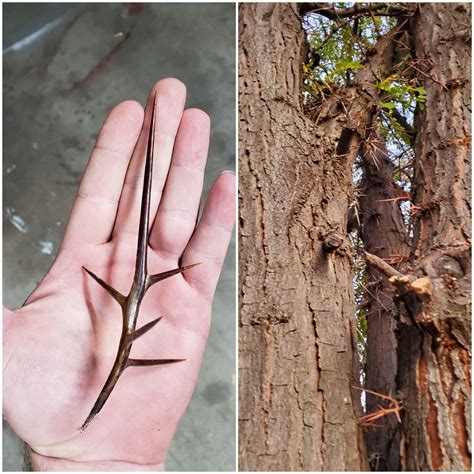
146;262;201;289
353;386;402;427
82;266;127;307
81;94;186;431
131;316;163;342
126;358;185;368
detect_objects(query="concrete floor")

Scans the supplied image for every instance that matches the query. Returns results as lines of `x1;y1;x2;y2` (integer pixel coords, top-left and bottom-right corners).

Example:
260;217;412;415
3;3;236;471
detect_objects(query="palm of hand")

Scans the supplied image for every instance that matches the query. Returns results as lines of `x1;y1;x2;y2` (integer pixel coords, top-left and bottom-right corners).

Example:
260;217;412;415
3;79;235;468
4;243;209;465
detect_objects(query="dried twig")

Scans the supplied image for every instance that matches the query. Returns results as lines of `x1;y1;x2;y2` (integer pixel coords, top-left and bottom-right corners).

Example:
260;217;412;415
363;251;403;278
363;251;432;297
376;195;411;203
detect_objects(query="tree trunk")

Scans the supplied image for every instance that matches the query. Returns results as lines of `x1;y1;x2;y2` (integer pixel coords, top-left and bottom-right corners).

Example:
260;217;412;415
359;132;410;471
397;3;471;471
238;3;368;471
238;2;471;471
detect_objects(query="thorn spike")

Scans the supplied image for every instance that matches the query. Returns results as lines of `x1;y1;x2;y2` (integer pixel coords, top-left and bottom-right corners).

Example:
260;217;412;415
126;358;185;368
80;416;93;432
147;262;201;289
131;316;163;342
82;266;126;307
134;94;157;280
81;95;185;431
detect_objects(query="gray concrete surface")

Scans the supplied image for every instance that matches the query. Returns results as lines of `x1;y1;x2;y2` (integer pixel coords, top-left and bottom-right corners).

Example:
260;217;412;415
3;3;236;471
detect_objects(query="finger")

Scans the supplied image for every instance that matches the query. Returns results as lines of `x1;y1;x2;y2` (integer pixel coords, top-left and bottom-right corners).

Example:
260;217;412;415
150;108;210;258
181;172;236;300
112;78;186;240
60;101;144;248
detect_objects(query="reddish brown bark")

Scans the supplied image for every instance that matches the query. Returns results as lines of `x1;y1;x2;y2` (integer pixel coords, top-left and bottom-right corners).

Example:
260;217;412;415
359;131;410;471
396;3;471;471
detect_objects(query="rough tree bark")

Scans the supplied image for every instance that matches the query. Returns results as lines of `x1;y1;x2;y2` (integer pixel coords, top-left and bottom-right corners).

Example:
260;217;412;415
239;2;471;471
396;4;472;471
238;2;403;470
359;132;410;471
238;3;368;471
356;18;414;467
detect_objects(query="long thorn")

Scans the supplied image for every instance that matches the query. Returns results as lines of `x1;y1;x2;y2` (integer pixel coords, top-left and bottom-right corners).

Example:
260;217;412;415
126;358;185;368
81;94;185;430
134;93;157;282
352;385;399;403
147;262;201;289
82;266;126;306
131;317;163;342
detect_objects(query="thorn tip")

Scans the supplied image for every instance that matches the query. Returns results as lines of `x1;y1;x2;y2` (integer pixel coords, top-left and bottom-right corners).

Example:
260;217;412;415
183;262;201;270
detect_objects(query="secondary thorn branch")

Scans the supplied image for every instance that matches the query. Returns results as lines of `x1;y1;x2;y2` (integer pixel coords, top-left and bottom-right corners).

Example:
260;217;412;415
353;386;402;428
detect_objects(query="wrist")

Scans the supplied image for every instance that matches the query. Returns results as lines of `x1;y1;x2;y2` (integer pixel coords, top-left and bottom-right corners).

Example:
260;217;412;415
28;448;165;472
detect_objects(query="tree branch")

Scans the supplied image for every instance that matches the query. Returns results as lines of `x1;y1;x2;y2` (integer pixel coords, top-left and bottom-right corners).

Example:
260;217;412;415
364;251;403;278
391;108;415;144
299;3;408;20
364;251;432;297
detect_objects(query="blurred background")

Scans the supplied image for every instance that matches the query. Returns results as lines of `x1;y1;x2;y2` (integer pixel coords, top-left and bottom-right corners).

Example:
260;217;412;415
3;3;235;471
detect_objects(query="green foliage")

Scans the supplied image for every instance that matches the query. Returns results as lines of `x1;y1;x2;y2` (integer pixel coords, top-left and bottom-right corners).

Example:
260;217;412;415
382;111;410;145
302;4;419;367
333;59;364;76
303;5;396;88
376;74;426;112
303;2;416;209
374;73;425;153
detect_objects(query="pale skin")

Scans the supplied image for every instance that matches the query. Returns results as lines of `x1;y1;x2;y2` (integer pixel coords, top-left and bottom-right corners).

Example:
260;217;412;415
3;78;236;471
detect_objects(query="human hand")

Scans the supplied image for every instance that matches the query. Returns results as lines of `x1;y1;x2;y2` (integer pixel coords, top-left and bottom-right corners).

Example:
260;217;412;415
3;78;236;471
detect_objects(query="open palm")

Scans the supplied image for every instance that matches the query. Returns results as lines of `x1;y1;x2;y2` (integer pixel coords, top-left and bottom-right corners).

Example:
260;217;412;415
3;79;236;470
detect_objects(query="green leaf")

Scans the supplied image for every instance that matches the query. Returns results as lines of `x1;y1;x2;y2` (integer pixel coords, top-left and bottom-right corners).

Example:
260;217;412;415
336;60;364;71
302;83;316;97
